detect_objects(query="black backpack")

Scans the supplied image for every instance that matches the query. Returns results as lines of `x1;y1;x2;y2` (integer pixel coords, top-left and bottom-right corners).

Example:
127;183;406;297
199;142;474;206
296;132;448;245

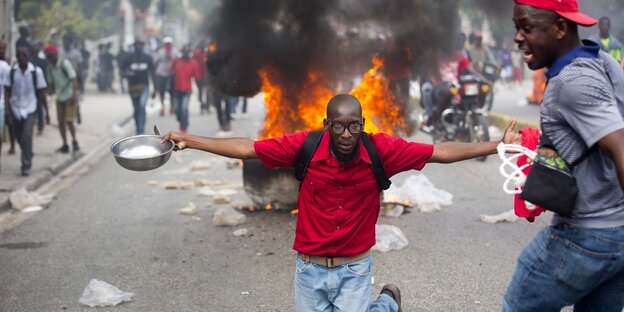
294;130;391;190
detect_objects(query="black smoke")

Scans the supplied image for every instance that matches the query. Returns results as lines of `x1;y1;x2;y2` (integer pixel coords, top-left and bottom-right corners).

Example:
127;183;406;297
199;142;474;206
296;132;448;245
204;0;462;98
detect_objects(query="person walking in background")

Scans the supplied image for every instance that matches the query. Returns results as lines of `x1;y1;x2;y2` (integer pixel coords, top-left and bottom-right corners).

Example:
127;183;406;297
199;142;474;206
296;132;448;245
171;45;200;133
116;44;131;94
2;47;48;176
59;34;83;124
44;45;80;154
0;40;10;171
505;1;624;310
31;40;50;135
121;39;156;135
193;41;209;114
154;37;175;116
589;16;623;63
96;43;115;93
15;26;36;60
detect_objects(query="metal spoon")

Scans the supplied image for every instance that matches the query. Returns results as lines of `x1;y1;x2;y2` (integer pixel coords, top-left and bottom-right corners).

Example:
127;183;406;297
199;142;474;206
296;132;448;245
154;124;180;151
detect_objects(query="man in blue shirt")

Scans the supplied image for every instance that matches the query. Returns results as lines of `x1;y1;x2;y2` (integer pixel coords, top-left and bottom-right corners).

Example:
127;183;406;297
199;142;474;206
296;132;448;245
506;0;624;311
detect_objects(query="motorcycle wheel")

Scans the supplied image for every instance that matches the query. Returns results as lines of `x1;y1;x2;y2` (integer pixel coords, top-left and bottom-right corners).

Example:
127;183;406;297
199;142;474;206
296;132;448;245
486;90;494;111
469;114;490;161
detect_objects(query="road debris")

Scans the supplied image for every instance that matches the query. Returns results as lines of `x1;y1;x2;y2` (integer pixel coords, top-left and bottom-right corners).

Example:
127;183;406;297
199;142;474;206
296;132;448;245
384;174;452;213
78;279;134;307
9;187;53;211
147;180;159;187
189;160;212;171
162;181;195;190
233;228;250;237
179;202;198;216
213;196;231;205
480;210;519;224
226;160;242;169
372;224;409;253
213;207;246;226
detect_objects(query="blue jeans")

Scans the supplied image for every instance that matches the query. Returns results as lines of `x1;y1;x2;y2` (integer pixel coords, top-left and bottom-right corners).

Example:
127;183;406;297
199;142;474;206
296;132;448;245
503;224;624;312
174;91;191;129
130;85;149;134
295;255;399;312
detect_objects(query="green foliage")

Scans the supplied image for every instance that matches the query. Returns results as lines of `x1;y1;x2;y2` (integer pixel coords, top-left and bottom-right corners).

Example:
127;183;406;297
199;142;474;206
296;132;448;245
17;0;120;40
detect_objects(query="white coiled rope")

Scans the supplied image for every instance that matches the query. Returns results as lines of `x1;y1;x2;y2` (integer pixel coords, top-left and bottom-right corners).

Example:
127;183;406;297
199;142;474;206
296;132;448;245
496;142;537;195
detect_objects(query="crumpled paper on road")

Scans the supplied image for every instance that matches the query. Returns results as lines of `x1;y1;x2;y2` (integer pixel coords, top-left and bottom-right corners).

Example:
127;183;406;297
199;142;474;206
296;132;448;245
383;174;452;213
78;279;134;307
9;187;53;211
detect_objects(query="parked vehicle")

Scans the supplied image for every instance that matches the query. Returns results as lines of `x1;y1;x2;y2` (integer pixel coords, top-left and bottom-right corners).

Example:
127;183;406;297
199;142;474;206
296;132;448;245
421;74;491;161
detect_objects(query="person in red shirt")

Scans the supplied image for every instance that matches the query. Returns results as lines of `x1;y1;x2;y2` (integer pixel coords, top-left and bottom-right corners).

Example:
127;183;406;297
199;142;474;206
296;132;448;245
162;94;521;311
171;45;200;133
192;41;210;114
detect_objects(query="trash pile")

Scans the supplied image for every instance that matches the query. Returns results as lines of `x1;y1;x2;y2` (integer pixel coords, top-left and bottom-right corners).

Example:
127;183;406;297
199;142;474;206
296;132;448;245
382;174;453;215
9;187;54;213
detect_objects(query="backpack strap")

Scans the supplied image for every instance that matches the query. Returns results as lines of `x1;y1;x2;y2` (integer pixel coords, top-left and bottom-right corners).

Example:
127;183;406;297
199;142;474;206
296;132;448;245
295;130;324;182
9;65;38;91
360;132;392;190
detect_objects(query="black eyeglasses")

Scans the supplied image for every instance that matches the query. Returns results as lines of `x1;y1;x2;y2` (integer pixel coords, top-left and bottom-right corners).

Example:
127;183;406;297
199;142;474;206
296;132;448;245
329;121;363;135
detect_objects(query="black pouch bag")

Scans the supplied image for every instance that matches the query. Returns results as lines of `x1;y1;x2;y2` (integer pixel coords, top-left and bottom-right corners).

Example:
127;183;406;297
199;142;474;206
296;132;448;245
519;133;595;218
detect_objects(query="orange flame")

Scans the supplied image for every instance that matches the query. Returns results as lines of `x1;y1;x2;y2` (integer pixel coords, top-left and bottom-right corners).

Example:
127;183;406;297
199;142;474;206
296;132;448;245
258;56;406;139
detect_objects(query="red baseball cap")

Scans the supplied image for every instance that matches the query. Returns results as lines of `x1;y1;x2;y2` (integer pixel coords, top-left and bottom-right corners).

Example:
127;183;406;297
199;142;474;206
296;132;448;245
514;0;597;27
44;44;58;55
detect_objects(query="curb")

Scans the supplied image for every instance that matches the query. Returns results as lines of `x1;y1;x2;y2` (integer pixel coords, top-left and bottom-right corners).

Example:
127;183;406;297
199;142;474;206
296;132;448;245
0;116;133;212
487;112;539;131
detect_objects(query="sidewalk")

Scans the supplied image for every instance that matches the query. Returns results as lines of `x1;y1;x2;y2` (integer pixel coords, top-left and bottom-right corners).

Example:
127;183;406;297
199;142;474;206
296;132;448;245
488;79;541;131
0;90;133;211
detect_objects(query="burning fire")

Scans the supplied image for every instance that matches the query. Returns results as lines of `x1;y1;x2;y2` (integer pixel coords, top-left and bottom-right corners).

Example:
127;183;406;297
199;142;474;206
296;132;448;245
258;56;407;139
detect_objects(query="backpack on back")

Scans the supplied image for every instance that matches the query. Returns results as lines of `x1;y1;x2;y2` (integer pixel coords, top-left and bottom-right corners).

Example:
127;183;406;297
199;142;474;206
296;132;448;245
295;130;391;191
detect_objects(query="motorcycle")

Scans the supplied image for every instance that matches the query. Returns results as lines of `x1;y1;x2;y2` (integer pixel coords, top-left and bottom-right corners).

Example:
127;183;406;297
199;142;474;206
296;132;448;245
421;74;491;161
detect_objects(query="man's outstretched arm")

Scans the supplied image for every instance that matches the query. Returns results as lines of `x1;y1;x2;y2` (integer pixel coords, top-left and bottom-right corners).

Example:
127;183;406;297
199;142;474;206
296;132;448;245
161;132;258;160
429;120;522;163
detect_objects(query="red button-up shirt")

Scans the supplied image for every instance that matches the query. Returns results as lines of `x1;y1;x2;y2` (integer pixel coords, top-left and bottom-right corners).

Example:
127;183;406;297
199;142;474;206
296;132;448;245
254;131;433;257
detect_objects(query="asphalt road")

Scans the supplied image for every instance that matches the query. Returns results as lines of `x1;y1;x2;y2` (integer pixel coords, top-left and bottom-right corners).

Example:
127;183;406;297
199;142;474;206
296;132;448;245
0;94;553;311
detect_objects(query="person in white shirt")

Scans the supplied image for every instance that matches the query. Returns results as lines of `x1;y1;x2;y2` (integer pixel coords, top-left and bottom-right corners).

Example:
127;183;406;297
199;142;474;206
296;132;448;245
0;40;10;172
2;47;48;176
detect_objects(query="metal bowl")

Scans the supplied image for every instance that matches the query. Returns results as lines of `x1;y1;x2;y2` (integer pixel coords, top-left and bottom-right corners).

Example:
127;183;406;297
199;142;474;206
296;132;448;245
110;135;175;171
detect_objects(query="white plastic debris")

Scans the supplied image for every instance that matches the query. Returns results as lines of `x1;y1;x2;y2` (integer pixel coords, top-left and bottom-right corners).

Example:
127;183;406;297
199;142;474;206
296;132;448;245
383;174;452;212
372;224;409;253
198;187;238;197
179;202;198;216
9;187;53;211
480;210;519;224
232;228;250;237
78;279;134;307
213;207;246;226
21;206;43;213
147;180;159;187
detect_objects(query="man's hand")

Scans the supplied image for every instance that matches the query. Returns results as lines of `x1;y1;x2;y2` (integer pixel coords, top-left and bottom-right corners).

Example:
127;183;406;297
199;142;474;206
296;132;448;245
501;120;522;145
161;131;187;150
